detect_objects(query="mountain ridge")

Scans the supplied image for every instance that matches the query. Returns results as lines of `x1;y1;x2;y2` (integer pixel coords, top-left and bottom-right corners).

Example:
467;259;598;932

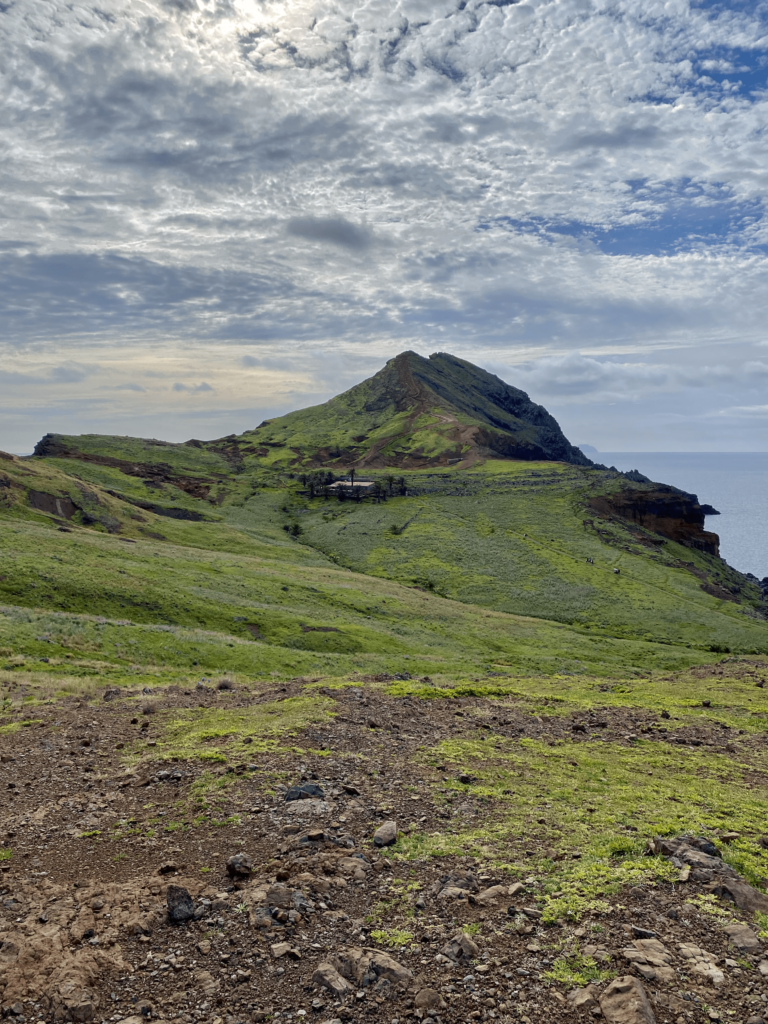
236;350;592;470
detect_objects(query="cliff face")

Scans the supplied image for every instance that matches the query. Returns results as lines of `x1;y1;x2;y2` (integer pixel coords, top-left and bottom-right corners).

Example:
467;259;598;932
591;486;720;556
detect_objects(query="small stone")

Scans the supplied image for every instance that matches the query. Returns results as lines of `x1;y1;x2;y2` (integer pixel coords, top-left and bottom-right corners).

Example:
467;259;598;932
158;861;177;875
312;963;351;996
226;852;253;879
197;940;211;955
414;989;446;1011
599;975;655;1024
373;820;398;847
166;884;194;923
271;941;300;959
631;926;656;939
568;986;599;1010
285;782;325;801
723;923;761;952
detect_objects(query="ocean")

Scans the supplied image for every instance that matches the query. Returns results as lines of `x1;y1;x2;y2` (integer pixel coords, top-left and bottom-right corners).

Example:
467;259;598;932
597;453;768;580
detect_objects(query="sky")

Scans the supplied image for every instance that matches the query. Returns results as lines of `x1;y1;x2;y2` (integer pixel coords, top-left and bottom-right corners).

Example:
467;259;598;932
2;0;768;453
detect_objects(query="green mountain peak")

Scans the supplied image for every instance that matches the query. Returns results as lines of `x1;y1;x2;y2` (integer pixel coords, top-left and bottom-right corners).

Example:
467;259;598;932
238;349;590;470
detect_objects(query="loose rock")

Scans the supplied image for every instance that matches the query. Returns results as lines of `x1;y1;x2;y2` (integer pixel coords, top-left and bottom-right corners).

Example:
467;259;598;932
373;820;398;847
285;783;325;801
312;963;352;996
166;885;194;924
226;851;253;879
600;975;656;1024
441;931;480;963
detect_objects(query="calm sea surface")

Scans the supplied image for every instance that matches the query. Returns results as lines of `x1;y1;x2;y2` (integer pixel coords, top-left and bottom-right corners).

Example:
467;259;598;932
598;453;768;579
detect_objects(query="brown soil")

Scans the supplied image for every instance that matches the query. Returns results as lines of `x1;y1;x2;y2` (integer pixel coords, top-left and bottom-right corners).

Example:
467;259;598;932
2;684;768;1024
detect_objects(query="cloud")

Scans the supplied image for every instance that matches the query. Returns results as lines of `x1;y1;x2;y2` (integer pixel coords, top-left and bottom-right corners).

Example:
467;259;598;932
113;382;146;392
711;405;768;419
172;381;214;393
500;351;768;406
286;216;372;250
1;0;768;450
50;362;99;383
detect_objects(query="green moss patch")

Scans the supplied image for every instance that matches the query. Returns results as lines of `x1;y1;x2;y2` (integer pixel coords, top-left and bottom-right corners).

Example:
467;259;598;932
156;694;336;762
392;732;768;921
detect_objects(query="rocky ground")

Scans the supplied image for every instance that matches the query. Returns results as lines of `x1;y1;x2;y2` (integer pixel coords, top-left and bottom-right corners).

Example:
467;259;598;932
2;676;768;1024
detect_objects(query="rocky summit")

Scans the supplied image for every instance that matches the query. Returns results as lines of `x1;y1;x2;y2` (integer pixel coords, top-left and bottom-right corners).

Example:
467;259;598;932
1;353;768;1024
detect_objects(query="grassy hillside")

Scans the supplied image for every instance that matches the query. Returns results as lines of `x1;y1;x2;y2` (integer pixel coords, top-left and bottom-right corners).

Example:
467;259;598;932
2;442;766;680
282;461;768;654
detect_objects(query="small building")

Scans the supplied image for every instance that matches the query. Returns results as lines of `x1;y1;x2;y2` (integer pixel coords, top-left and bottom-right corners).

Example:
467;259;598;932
327;480;376;490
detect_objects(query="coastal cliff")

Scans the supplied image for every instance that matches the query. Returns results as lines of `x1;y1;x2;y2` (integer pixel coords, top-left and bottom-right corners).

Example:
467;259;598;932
590;485;720;556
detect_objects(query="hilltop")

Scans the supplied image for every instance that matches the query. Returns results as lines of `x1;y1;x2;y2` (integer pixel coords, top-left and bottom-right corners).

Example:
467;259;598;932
237;350;593;470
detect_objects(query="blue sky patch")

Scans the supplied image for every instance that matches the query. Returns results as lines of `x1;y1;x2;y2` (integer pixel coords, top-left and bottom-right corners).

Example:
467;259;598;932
480;181;766;257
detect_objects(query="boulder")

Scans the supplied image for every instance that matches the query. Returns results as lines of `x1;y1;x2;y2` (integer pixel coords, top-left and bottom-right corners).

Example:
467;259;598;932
226;852;254;879
166;885;194;924
474;884;507;905
440;931;479;963
312;962;352;996
707;877;768;916
600;976;656;1024
373;820;398;847
333;946;413;987
622;938;676;984
723;923;761;952
677;943;725;987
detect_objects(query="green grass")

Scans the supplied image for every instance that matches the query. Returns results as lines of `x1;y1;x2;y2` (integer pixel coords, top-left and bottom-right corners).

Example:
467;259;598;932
155;694;336;761
369;928;415;949
544;952;614;987
387;728;768;922
1;426;767;922
290;463;767;653
387;661;768;735
0;512;733;686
